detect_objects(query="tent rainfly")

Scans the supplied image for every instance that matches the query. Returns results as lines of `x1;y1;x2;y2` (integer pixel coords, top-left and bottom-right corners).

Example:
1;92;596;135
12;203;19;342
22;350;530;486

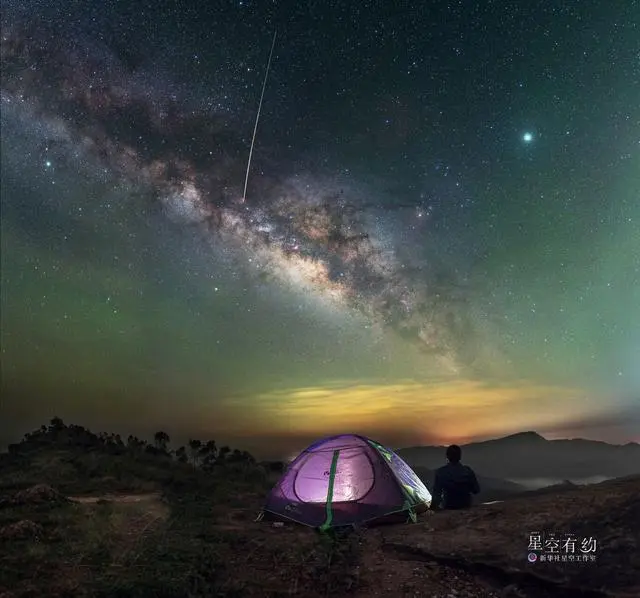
259;434;432;530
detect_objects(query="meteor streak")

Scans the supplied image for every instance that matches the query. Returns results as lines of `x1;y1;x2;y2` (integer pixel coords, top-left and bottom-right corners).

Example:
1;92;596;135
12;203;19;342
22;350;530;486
242;29;277;203
0;21;495;376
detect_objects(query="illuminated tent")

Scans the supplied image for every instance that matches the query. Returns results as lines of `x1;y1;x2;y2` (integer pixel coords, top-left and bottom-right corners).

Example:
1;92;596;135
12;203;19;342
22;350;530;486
260;434;432;530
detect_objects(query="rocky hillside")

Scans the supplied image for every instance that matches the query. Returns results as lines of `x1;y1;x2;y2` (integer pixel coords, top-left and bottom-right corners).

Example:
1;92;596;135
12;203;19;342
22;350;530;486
380;474;639;597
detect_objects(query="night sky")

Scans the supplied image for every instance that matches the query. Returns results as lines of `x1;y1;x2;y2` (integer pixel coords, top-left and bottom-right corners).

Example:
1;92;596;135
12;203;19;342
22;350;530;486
2;0;639;458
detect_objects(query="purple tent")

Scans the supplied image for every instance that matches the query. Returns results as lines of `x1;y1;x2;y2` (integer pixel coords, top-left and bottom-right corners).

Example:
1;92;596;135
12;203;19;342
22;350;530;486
261;434;432;530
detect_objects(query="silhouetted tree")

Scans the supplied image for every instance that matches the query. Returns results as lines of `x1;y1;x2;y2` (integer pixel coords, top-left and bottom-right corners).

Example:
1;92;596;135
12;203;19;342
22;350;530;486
228;449;246;463
218;445;231;461
49;416;65;435
188;439;202;466
66;424;95;449
175;446;188;463
127;435;146;453
199;440;218;470
264;461;285;473
145;444;161;456
154;431;170;452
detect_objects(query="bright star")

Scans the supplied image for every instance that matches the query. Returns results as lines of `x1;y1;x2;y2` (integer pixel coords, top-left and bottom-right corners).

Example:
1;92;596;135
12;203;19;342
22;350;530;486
522;132;533;143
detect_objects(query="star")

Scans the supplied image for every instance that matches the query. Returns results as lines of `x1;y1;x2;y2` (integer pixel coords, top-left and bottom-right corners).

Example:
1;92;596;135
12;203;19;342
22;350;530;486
1;0;637;456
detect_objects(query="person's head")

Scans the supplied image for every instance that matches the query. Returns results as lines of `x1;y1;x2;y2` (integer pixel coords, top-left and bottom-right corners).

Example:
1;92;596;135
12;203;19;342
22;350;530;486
446;444;462;463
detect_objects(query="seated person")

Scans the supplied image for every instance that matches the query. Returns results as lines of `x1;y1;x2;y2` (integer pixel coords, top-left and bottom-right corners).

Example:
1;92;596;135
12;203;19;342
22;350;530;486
430;444;480;510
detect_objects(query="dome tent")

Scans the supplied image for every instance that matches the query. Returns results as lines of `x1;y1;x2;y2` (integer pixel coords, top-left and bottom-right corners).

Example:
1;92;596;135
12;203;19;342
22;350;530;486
260;434;432;530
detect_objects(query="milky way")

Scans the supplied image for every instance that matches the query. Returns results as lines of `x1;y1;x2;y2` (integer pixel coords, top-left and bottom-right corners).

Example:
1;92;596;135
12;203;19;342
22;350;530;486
3;0;639;450
1;17;493;374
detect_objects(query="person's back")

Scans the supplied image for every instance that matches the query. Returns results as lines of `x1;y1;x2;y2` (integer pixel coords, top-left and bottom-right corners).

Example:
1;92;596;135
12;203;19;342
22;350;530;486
431;445;480;510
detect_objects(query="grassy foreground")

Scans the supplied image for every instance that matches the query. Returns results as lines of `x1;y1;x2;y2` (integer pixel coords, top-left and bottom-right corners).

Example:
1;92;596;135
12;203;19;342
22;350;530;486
0;419;363;598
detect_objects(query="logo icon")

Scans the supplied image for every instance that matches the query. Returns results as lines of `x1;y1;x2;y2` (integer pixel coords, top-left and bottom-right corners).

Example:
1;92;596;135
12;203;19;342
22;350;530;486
527;552;538;563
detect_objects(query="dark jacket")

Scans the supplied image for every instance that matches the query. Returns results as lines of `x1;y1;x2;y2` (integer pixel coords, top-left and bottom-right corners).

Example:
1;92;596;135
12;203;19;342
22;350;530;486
431;462;480;509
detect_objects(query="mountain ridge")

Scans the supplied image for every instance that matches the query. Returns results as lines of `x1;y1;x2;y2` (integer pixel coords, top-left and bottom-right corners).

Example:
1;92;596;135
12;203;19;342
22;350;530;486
398;430;638;452
397;431;640;481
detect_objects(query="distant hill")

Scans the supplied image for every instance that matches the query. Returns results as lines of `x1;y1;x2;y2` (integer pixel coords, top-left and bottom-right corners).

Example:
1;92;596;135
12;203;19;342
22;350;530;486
397;431;640;481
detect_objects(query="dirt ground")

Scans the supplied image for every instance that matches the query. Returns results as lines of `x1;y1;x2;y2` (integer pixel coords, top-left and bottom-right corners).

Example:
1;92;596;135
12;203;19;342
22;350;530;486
2;476;638;597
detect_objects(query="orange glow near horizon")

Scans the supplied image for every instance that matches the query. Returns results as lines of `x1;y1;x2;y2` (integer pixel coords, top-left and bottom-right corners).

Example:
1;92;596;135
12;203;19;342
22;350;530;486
217;378;606;445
